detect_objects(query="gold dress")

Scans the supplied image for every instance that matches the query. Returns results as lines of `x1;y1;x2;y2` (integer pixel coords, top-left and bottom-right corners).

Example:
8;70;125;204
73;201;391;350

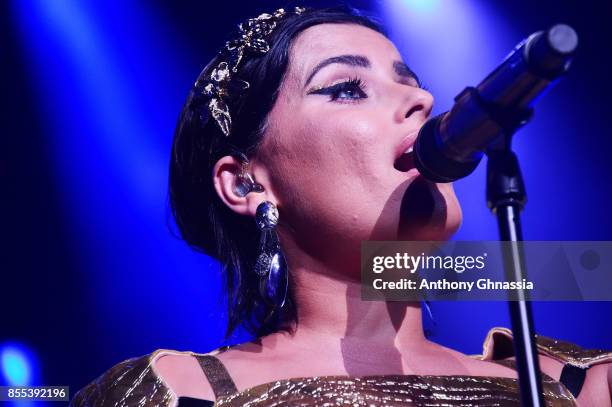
70;327;612;407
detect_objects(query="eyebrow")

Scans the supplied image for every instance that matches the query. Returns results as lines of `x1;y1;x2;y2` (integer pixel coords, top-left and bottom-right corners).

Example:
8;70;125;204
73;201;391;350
393;61;421;86
303;54;421;89
304;55;369;88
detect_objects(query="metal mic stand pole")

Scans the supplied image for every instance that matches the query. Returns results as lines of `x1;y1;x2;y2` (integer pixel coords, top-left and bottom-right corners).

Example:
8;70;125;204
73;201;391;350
486;128;544;406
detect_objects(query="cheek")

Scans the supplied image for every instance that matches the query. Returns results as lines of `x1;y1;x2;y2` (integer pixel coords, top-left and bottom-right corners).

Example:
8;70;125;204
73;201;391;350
306;107;388;179
261;108;389;233
268;105;386;183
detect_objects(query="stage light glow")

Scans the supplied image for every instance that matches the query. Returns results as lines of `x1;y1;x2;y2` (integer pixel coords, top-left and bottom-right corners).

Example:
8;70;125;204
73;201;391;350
11;0;230;351
1;345;33;386
403;0;440;14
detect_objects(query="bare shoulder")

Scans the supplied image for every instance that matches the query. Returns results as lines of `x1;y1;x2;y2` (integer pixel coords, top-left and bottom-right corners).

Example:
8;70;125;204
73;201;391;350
152;339;287;402
576;362;612;407
532;332;612;406
152;351;216;401
477;327;612;405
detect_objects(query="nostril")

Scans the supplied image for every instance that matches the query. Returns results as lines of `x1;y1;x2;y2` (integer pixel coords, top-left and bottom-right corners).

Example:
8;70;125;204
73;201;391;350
405;104;424;119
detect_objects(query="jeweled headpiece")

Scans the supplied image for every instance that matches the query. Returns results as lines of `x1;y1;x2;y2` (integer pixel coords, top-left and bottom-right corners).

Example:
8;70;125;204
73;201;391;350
192;7;306;137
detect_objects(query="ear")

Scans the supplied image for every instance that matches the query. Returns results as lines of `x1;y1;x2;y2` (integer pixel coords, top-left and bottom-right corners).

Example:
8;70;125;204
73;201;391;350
212;155;271;217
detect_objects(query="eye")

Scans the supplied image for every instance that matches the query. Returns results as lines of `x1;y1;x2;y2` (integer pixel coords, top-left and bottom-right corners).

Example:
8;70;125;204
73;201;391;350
308;77;368;102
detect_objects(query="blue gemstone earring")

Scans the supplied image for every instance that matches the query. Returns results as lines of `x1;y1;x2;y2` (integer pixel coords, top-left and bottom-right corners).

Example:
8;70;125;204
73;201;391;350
254;201;288;309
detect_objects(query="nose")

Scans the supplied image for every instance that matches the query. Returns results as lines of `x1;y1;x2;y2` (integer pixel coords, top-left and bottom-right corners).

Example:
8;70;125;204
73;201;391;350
394;86;434;124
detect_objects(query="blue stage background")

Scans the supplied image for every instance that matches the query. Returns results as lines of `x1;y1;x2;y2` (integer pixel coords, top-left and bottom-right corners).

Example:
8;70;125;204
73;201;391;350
2;0;611;400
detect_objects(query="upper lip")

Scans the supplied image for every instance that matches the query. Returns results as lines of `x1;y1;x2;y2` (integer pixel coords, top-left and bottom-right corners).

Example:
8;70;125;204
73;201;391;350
394;129;420;161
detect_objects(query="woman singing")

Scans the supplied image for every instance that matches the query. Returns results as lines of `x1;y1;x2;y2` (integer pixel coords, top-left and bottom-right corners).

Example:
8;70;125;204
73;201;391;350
71;6;612;406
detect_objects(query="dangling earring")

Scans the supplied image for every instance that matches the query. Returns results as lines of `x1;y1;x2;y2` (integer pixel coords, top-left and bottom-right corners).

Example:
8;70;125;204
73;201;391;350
254;201;288;309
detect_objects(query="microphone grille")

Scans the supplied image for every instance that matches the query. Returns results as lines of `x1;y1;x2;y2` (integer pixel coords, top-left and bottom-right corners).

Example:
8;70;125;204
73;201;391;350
547;24;578;55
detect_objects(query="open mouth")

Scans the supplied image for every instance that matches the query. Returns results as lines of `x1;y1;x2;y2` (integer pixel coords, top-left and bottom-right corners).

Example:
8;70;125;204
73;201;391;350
394;145;416;172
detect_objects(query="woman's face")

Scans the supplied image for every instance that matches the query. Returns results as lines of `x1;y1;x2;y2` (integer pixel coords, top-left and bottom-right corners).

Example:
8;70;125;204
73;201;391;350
254;23;462;269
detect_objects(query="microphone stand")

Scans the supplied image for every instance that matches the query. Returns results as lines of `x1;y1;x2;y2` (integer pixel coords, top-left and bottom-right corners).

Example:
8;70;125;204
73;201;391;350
474;86;545;406
488;149;544;407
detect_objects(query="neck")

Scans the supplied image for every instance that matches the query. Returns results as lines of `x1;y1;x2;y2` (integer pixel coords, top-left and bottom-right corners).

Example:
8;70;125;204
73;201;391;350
280;257;427;351
251;243;433;375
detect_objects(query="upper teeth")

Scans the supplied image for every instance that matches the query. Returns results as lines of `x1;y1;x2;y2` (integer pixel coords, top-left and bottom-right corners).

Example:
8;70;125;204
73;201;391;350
404;146;414;154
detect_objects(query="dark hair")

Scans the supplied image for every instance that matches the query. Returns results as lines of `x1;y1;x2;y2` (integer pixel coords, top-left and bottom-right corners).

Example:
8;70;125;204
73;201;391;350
168;6;385;340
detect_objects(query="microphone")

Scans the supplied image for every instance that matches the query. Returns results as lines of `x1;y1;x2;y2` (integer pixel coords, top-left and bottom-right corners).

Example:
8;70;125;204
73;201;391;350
414;24;579;183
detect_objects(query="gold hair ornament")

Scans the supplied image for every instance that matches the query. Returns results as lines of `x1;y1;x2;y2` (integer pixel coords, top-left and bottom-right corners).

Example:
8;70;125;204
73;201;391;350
192;7;306;137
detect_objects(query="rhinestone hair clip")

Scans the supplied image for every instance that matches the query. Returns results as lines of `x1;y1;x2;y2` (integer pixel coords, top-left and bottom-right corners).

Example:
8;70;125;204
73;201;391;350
192;7;306;137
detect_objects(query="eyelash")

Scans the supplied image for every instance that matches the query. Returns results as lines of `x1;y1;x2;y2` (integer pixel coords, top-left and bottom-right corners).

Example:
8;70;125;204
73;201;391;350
310;77;368;103
309;77;429;104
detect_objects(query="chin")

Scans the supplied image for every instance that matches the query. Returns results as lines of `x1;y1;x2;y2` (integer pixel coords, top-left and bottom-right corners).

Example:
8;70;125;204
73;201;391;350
438;185;463;238
396;179;462;241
